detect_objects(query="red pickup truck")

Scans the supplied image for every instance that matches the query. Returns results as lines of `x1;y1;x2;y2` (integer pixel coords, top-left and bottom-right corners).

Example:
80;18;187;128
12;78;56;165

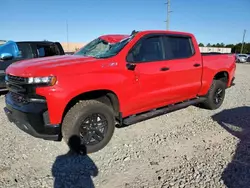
4;30;236;153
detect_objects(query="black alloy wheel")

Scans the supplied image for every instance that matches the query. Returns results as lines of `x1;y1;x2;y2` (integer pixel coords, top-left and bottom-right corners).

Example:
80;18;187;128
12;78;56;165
213;88;224;105
79;113;108;145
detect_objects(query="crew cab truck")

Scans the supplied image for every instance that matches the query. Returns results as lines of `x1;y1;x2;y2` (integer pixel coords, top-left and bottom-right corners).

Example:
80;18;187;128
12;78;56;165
4;30;236;153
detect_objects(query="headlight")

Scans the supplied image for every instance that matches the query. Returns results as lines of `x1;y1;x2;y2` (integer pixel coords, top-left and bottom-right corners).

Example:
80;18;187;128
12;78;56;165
27;76;57;86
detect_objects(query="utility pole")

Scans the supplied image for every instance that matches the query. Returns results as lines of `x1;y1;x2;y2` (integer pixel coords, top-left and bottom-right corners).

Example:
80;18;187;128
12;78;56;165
240;29;246;54
66;20;69;52
165;0;172;30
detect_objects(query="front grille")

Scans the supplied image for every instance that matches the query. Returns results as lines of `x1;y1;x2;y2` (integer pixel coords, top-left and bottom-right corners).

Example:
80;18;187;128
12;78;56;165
6;75;46;104
7;75;27;84
10;92;29;104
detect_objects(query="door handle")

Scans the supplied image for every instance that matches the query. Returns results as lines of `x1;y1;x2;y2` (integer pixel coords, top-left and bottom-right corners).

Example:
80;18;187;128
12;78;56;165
193;63;201;67
160;67;170;71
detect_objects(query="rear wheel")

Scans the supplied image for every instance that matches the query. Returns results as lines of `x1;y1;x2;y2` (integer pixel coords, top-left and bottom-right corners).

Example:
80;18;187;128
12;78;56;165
201;79;226;110
62;100;115;154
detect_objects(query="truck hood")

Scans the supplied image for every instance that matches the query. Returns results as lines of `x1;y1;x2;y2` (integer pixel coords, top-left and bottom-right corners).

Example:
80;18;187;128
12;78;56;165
6;55;103;77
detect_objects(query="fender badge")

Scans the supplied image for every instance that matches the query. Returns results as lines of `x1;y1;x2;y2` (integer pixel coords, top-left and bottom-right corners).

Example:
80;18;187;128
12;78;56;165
102;62;118;68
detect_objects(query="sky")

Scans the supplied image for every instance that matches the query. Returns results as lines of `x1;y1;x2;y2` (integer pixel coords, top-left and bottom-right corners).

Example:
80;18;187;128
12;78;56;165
1;0;250;45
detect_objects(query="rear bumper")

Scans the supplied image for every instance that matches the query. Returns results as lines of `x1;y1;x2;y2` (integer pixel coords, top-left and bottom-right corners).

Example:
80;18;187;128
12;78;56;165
4;93;61;140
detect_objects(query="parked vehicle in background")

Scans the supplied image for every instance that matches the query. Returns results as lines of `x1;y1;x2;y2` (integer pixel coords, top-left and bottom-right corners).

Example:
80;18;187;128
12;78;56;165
4;30;236;153
236;54;248;63
247;55;250;63
0;41;65;90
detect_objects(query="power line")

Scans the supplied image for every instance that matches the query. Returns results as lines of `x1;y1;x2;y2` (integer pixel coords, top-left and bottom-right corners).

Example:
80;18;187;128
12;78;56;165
240;29;246;54
66;20;69;52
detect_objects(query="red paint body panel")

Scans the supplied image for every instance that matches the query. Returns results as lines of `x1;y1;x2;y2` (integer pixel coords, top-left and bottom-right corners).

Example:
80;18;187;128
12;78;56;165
100;35;129;43
198;54;236;96
6;31;236;124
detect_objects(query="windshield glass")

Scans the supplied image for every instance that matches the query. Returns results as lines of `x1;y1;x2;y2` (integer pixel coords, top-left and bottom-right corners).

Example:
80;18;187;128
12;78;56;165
74;38;111;57
74;36;133;58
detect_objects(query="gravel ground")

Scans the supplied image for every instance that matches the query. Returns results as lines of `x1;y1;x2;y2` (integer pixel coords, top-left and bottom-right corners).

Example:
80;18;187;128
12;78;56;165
0;64;250;188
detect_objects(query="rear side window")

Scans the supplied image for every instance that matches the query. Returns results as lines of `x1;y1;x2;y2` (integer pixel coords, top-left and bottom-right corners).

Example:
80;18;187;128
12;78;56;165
37;44;60;57
127;36;164;63
163;36;194;60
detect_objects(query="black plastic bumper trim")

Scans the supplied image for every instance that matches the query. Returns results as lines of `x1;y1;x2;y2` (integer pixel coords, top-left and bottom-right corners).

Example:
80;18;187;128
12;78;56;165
4;93;61;141
4;107;60;140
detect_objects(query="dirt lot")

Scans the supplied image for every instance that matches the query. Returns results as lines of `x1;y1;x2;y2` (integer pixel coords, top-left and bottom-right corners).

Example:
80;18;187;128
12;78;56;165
0;64;250;188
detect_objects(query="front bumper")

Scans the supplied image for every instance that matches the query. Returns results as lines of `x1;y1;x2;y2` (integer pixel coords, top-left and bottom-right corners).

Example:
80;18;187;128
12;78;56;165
4;93;61;140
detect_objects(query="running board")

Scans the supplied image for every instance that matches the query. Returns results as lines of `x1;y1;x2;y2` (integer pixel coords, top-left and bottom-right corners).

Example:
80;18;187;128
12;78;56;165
122;97;206;126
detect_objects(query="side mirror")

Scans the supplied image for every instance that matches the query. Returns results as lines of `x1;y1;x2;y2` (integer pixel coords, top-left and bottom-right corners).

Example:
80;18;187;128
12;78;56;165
0;53;13;60
126;63;136;71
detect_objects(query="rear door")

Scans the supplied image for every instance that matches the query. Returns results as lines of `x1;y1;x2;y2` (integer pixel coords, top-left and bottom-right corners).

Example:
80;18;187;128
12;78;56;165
161;35;202;102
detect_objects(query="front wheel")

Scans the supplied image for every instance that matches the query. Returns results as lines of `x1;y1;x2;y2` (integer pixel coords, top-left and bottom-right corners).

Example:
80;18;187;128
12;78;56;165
201;80;226;110
62;100;115;154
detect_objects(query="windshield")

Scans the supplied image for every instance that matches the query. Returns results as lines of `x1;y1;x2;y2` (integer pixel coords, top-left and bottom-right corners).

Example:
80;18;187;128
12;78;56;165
74;38;110;57
74;36;133;58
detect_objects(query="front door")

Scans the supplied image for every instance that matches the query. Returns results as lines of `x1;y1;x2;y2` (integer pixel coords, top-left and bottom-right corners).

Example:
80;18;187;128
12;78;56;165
125;35;171;114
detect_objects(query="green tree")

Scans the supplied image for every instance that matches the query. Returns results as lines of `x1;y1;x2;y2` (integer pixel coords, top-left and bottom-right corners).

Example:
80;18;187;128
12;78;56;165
244;43;250;53
215;43;221;47
199;43;205;47
206;43;211;47
220;43;225;47
225;44;234;48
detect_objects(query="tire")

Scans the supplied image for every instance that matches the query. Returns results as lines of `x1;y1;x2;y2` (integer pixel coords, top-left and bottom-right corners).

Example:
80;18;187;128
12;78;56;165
201;79;226;110
62;100;115;154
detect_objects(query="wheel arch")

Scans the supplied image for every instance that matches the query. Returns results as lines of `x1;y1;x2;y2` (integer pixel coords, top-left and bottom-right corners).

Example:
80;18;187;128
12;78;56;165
213;71;229;85
62;89;120;122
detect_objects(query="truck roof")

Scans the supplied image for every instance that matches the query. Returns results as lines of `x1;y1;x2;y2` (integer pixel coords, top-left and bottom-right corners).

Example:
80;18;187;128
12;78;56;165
138;30;193;36
99;30;193;43
15;41;58;45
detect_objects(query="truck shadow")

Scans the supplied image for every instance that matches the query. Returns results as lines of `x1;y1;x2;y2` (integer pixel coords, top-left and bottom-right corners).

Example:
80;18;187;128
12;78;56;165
211;106;250;188
52;135;98;188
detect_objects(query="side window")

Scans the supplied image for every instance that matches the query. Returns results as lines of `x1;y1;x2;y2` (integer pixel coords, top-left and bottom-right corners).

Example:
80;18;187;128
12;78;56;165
128;36;164;63
37;46;45;57
16;43;34;59
37;44;59;57
164;36;193;60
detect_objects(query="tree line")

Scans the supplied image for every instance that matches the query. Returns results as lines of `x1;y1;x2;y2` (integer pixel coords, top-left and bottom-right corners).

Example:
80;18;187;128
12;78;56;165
198;42;250;53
